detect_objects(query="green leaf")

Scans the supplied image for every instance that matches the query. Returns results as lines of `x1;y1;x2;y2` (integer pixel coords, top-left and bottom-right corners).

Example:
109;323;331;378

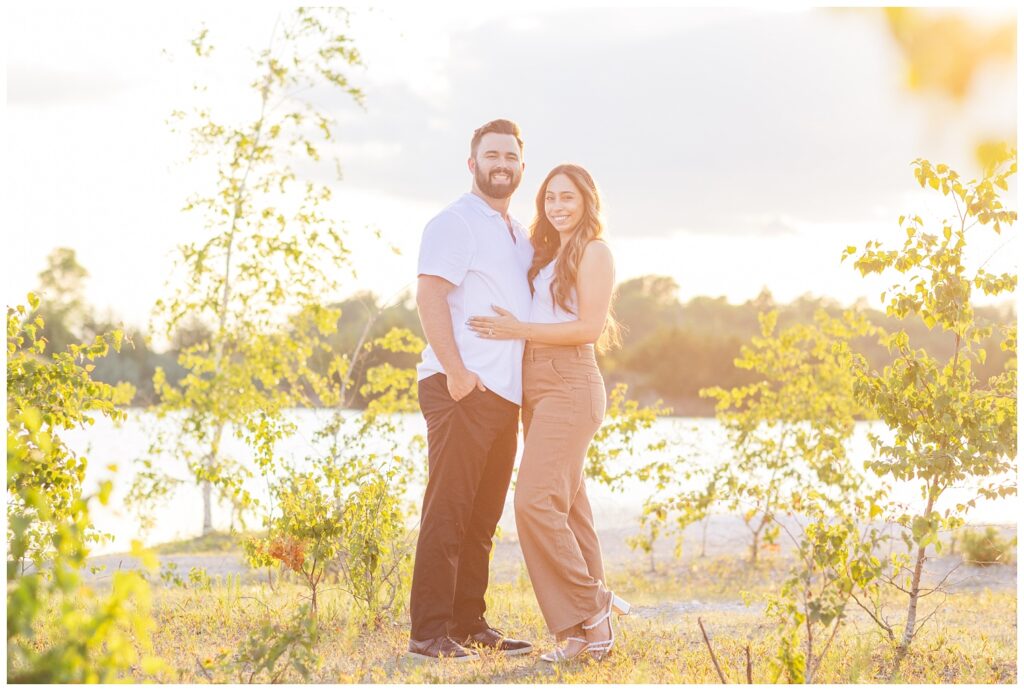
98;480;113;505
131;539;160;571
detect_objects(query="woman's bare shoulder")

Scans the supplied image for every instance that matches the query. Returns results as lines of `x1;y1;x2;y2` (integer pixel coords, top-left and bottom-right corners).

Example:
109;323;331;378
581;238;614;262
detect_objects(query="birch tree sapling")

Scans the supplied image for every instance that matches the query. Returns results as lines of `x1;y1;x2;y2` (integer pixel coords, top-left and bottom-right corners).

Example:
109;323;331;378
843;149;1017;672
151;9;364;533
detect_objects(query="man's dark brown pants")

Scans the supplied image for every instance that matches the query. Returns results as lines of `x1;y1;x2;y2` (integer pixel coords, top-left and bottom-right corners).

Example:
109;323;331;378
409;373;519;641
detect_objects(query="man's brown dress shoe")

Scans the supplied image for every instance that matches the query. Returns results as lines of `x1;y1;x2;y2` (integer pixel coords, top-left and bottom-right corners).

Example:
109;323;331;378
407;636;480;662
458;627;533;656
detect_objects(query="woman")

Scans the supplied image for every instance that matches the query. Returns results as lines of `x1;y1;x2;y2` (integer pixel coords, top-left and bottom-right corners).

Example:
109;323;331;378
467;163;629;662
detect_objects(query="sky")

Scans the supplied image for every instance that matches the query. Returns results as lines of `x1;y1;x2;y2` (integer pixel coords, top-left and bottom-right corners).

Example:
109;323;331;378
3;3;1018;335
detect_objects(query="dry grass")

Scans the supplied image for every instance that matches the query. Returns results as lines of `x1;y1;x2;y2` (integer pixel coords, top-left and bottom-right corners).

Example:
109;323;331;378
72;554;1013;684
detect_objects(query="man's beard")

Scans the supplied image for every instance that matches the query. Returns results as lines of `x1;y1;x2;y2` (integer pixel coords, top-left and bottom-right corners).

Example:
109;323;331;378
475;166;521;199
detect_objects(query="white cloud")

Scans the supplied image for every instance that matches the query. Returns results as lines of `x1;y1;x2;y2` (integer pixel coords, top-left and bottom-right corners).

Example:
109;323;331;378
338;139;402;162
7;63;134;105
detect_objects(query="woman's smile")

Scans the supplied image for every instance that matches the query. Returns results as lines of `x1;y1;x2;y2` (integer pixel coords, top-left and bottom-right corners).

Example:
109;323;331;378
545;173;583;232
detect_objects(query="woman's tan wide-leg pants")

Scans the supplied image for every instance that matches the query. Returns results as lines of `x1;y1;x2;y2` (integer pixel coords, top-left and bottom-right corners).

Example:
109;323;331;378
515;343;611;638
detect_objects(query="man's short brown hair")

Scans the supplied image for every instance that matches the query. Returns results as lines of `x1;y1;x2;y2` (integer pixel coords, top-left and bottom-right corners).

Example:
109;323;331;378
470;119;524;158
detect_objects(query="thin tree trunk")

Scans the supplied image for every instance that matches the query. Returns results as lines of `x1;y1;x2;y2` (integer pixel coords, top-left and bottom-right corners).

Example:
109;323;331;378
891;539;927;676
892;480;938;674
200;64;272;536
803;585;814;683
750;513;769;565
202;479;213;534
700;516;709;558
201;422;225;535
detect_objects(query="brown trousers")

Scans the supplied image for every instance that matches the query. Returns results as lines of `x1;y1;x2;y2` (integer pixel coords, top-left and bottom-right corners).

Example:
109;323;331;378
515;343;611;638
410;374;519;640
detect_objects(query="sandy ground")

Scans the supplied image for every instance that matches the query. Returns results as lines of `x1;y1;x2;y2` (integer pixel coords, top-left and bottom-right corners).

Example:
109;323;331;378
82;516;1017;607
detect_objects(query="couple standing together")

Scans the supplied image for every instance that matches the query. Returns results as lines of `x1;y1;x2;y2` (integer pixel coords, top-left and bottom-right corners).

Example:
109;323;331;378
407;119;629;664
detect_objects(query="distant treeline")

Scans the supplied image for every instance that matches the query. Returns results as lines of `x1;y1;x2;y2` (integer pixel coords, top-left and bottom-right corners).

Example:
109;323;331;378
606;276;1014;414
36;274;1015;417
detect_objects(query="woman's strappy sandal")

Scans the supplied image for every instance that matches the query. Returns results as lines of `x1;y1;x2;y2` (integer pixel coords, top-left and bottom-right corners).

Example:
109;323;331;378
539;636;590;663
581;593;631;661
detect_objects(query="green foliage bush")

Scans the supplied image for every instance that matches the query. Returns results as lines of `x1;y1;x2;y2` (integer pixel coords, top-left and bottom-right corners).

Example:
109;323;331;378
246;471;344;615
7;296;163;682
586;382;673;490
955;526;1016;565
244;428;416;629
209;605;320;683
243;327;423;628
679;310;877;566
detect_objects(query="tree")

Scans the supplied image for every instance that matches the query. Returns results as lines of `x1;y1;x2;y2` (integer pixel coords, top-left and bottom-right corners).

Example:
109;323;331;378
620;307;887;681
150;9;365;534
311;291;423;408
311;325;424;627
694;309;877;565
7;295;132;570
7;295;163;682
35;247;90;355
585;383;673;492
842;150;1017;673
766;488;884;684
245;324;425;628
620;327;755;414
611;275;683;347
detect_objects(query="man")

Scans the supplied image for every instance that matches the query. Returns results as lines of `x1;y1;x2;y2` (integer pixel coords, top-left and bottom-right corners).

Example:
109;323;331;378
407;119;534;662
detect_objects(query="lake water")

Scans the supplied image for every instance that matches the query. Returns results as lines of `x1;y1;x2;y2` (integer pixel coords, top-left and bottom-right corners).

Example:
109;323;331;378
64;409;1016;555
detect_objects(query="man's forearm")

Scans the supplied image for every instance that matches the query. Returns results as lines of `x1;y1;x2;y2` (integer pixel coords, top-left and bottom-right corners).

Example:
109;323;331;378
417;291;467;376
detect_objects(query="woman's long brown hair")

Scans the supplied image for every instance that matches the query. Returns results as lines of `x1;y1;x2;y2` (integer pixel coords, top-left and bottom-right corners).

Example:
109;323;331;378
528;164;622;352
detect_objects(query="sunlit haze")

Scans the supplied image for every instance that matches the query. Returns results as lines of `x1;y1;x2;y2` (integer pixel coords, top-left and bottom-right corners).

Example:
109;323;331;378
4;3;1017;336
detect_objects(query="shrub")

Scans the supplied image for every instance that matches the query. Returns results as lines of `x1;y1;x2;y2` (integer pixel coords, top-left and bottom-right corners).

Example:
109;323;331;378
245;471;343;616
7;297;163;682
956;526;1016;565
209;605;319;683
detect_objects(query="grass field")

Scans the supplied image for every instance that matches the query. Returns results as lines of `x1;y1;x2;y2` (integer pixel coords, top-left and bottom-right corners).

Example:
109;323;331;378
24;534;1017;684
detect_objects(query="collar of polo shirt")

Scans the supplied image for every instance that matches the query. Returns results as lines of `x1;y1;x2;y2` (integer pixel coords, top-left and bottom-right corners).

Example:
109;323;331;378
464;192;504;217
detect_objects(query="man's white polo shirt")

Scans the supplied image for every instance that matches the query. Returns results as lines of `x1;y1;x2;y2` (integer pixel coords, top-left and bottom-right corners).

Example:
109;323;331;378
416;192;534;405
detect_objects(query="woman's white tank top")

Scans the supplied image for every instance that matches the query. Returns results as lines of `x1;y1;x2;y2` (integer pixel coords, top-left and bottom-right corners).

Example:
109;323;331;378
529;260;577;324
